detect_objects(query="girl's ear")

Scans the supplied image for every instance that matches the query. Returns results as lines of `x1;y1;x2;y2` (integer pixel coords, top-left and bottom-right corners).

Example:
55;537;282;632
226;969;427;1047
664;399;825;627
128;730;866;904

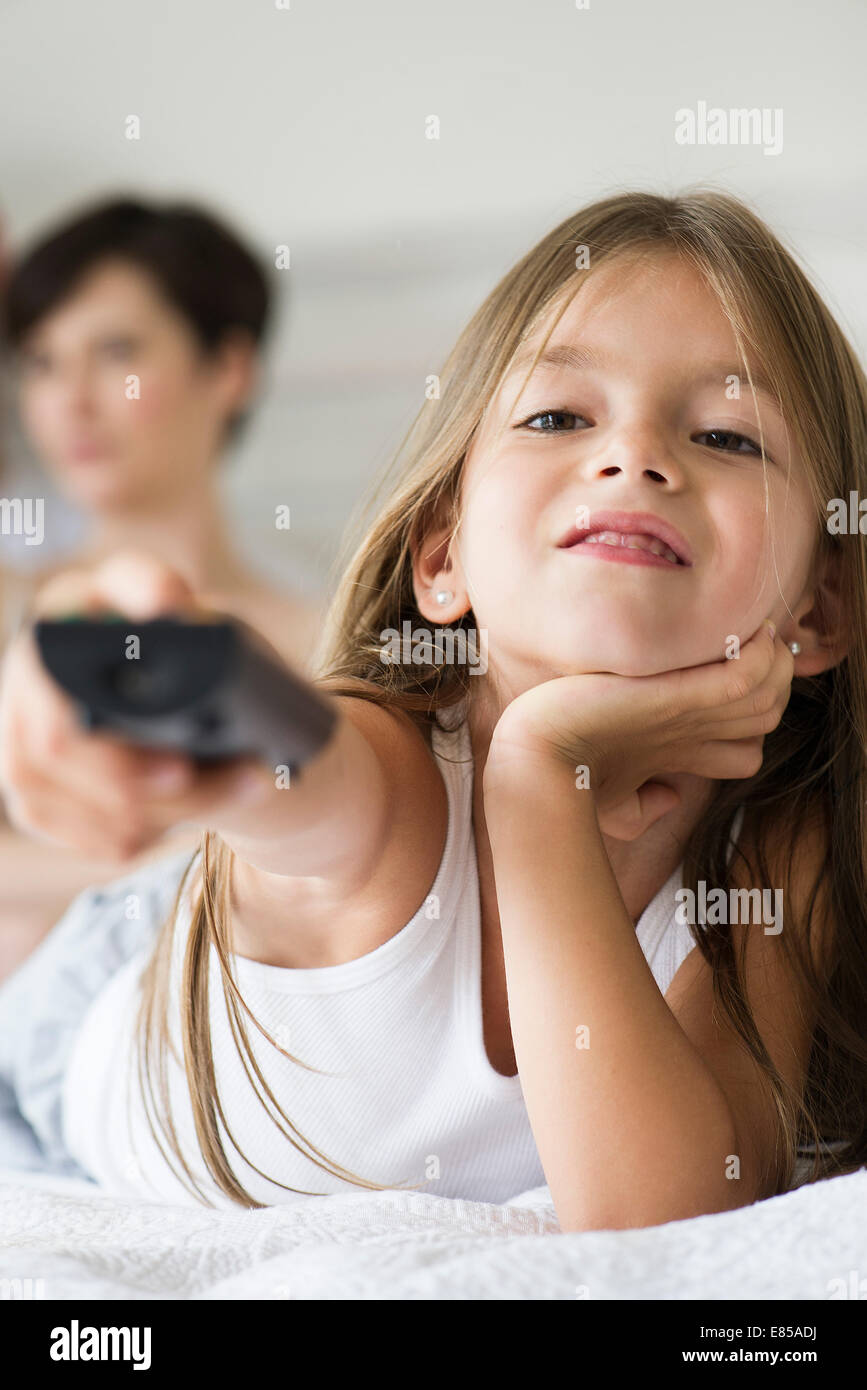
786;543;850;676
411;516;471;625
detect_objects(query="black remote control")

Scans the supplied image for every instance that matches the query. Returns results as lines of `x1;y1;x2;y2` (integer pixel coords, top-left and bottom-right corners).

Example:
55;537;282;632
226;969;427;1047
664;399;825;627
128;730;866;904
33;615;337;775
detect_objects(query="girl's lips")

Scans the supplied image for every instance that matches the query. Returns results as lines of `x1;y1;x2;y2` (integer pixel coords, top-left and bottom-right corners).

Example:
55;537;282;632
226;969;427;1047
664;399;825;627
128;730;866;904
563;540;685;570
557;509;694;565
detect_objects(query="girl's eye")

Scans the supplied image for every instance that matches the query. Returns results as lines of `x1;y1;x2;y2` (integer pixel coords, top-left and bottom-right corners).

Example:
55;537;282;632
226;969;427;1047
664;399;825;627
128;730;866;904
517;409;591;433
694;428;765;458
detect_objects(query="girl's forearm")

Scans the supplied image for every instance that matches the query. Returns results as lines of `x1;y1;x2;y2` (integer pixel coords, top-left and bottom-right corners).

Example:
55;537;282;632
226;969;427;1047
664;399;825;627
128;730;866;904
483;752;742;1233
211;705;390;881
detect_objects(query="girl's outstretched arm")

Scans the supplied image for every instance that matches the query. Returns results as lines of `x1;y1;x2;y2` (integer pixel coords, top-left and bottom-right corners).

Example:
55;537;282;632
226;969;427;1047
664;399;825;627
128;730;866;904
0;552;447;958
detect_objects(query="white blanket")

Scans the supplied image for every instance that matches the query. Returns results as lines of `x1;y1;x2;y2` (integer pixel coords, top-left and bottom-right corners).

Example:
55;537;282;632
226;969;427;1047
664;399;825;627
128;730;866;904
1;1164;865;1299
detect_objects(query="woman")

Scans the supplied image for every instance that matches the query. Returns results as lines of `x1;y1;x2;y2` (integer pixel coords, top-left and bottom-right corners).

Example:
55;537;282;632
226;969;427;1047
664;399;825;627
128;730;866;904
0;197;321;979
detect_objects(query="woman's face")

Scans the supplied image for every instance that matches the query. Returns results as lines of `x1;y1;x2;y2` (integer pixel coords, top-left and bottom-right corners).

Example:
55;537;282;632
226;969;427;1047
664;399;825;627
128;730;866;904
15;258;249;514
442;250;820;693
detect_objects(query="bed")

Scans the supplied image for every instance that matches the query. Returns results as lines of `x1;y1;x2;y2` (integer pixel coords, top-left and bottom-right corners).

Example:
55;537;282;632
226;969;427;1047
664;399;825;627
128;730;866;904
2;855;864;1301
1;1163;865;1299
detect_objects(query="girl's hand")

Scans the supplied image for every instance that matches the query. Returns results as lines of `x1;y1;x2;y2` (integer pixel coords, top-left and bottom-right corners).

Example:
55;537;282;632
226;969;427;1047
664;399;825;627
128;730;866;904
0;550;266;862
485;618;794;840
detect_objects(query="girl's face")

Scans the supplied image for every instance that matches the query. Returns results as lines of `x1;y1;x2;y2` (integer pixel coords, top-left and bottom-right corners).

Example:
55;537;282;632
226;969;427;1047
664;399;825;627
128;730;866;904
447;250;820;691
15;258;252;514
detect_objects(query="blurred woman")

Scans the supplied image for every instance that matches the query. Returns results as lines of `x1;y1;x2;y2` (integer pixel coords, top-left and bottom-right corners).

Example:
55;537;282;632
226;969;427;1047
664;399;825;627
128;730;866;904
0;196;319;659
0;197;321;979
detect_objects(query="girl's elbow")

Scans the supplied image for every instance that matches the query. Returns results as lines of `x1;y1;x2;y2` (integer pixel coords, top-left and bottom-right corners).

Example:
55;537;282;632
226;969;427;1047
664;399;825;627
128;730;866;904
554;1177;758;1234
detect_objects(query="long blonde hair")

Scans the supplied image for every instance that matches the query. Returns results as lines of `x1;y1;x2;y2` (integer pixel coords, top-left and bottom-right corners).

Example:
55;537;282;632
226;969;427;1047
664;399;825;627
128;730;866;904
136;188;867;1206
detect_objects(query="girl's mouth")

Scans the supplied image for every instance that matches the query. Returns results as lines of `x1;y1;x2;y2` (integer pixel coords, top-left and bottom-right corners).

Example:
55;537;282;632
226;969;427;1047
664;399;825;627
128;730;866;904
567;531;683;567
557;510;693;566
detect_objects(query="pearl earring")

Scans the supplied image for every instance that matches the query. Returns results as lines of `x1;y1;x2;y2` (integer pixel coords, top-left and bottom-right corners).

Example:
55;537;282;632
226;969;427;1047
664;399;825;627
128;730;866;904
435;589;453;606
789;641;801;655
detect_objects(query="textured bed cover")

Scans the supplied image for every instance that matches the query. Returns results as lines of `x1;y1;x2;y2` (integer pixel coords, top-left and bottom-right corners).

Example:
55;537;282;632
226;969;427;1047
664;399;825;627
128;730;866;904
1;1164;865;1300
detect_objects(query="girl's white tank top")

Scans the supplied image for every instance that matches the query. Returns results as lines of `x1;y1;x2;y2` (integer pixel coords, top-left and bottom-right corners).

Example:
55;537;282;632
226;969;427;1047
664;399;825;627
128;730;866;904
61;712;746;1209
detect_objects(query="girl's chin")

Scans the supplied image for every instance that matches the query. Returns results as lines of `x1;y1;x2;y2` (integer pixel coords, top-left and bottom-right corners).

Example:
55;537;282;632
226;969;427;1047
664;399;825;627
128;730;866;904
543;656;685;680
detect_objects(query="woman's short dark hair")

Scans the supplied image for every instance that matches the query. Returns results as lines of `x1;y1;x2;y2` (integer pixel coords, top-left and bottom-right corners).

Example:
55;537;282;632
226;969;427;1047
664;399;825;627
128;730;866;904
1;195;273;446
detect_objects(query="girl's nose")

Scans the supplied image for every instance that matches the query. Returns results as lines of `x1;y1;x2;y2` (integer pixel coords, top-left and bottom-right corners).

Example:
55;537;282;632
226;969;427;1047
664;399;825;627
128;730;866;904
591;426;685;487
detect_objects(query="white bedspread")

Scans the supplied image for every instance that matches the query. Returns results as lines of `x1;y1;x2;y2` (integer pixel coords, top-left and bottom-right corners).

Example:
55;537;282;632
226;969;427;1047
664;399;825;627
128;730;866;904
1;1165;865;1300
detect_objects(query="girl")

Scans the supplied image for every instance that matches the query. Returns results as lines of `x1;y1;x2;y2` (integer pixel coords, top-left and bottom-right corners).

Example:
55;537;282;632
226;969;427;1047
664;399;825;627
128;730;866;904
0;189;865;1231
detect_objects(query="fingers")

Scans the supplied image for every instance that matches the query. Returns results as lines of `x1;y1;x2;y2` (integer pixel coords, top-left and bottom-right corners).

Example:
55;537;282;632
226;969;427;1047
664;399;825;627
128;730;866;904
2;768;162;862
28;566;107;620
0;625;186;799
30;549;199;622
598;780;682;842
0;549;236;860
715;619;792;714
2;745;267;862
674;737;767;782
716;625;794;743
657;618;793;728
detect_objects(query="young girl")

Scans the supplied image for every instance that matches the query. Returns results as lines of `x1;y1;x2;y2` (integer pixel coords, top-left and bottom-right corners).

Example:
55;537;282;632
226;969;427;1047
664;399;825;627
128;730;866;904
1;189;865;1231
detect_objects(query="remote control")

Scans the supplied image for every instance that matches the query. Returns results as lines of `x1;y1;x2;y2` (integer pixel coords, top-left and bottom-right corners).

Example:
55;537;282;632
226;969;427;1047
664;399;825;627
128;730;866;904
33;615;337;775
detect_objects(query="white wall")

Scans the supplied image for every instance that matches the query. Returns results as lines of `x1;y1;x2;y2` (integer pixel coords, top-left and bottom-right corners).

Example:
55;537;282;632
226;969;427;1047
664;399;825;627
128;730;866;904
1;0;865;592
